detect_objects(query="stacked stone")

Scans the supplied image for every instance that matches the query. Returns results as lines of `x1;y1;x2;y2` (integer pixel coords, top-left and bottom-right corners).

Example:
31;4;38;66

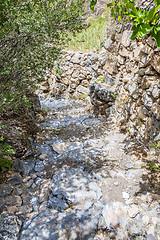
44;21;160;143
111;28;160;143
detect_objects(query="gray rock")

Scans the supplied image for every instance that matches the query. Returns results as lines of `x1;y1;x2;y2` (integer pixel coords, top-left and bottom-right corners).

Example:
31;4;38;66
77;85;90;95
91;63;98;72
101;202;129;230
143;92;153;109
48;194;68;211
89;83;115;103
31;196;39;211
84;59;92;66
0;213;22;240
104;72;115;86
71;52;81;64
5;195;22;207
128;83;137;95
20;205;101;240
88;52;98;63
35;177;42;186
139;68;145;76
104;38;113;50
26;179;34;188
8;173;22;186
155;133;160;141
151;85;160;99
51;168;102;204
34;160;44;172
121;30;132;47
0;183;12;198
21;159;35;175
0;200;4;213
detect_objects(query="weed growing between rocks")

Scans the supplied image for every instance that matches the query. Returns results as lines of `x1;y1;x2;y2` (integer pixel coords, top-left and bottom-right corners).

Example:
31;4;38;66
0;126;15;173
140;138;160;194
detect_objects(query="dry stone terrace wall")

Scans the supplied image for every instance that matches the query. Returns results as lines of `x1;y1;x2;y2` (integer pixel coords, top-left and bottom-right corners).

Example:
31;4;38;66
43;23;160;145
111;25;160;144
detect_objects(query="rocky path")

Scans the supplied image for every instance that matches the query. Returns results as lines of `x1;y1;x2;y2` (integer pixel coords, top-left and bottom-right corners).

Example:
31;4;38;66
0;96;160;240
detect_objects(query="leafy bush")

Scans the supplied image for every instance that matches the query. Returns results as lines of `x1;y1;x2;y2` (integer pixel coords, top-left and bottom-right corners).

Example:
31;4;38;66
0;0;86;113
107;0;160;47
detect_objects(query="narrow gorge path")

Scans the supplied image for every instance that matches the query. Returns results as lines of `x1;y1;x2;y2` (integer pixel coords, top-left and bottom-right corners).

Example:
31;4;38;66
0;96;160;240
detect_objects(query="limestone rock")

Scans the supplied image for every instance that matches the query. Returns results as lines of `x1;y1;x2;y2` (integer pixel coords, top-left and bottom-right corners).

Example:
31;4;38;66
151;54;160;74
51;168;102;204
77;85;90;95
121;30;132;47
0;184;12;198
5;195;22;207
0;213;22;240
128;205;139;218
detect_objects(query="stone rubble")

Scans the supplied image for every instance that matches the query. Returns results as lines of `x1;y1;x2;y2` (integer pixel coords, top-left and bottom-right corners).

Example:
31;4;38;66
0;97;159;239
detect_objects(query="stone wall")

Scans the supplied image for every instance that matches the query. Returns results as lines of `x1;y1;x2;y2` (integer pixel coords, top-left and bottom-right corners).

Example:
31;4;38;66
43;20;160;145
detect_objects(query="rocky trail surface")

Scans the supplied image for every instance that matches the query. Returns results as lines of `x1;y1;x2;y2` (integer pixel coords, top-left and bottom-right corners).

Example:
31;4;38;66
0;96;160;240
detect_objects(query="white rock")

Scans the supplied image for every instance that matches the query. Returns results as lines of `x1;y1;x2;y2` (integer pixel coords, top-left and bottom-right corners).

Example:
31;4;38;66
114;182;119;186
121;30;132;47
142;215;150;225
77;85;90;95
122;192;130;199
51;142;67;154
128;205;139;218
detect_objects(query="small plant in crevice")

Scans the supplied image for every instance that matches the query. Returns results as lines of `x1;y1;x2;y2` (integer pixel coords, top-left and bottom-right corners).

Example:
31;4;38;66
95;76;105;83
54;67;63;76
0;157;13;173
0;125;15;172
141;138;160;193
137;117;144;123
111;93;117;99
146;160;160;172
0;141;15;172
150;140;160;149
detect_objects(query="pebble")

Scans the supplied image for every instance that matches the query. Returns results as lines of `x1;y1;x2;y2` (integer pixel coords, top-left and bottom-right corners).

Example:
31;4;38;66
39;154;49;160
23;176;31;183
109;232;116;239
31;183;36;189
122;192;130;199
114;181;119;186
26;179;34;188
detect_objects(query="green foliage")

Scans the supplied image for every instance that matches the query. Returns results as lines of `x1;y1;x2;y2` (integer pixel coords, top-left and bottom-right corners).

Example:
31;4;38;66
0;157;13;172
107;0;160;47
111;93;117;99
66;13;109;52
0;0;85;113
150;140;160;149
0;128;15;172
95;76;105;83
0;142;15;157
90;0;97;12
146;160;160;172
54;67;63;76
